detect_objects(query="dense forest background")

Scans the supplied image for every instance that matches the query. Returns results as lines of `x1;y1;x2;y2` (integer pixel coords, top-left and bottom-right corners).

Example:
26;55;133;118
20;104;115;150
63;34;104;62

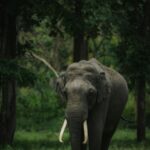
0;0;150;149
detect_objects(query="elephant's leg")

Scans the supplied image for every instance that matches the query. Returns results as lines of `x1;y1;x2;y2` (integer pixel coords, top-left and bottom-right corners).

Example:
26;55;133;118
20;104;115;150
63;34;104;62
88;113;106;150
101;121;119;150
81;144;87;150
101;132;113;150
88;126;102;150
88;99;110;150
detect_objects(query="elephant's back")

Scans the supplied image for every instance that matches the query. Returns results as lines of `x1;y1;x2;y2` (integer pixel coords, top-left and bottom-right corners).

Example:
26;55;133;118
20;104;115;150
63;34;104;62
103;65;128;94
105;66;128;108
103;66;128;134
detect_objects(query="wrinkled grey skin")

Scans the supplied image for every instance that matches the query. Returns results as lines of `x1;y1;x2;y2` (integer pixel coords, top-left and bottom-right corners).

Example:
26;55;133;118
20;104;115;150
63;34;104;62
56;58;128;150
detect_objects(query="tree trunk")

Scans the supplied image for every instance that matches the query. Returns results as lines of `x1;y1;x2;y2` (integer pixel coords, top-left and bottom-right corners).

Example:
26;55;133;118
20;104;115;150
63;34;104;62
0;79;16;145
73;33;88;62
73;0;88;62
135;0;149;142
0;0;17;145
136;76;146;142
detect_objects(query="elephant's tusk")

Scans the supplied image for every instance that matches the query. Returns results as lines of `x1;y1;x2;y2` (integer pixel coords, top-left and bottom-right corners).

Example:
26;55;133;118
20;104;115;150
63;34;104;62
59;119;67;143
83;120;88;144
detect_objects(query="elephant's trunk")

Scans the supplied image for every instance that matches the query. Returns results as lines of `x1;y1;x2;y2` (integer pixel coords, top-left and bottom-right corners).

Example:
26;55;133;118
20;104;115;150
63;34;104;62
59;120;88;150
68;119;83;150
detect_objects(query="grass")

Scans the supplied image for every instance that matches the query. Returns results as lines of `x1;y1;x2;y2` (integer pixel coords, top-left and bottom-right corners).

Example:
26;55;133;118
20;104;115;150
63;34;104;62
110;128;150;150
1;128;150;150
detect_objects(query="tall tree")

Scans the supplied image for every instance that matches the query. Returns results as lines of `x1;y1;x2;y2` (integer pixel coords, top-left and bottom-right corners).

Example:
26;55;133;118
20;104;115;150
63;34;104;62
0;0;17;144
0;0;42;145
73;0;88;62
47;0;111;62
112;0;150;141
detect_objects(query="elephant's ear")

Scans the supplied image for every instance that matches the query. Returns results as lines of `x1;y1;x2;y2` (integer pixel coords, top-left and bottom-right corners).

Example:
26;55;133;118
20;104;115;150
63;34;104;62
56;72;66;103
97;71;111;103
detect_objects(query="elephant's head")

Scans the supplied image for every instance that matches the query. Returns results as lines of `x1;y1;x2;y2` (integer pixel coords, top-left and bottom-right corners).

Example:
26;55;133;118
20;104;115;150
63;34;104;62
57;60;110;150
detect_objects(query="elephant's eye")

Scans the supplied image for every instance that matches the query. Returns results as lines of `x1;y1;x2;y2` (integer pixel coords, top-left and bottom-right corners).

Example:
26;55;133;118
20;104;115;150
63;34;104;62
87;88;97;109
88;88;96;96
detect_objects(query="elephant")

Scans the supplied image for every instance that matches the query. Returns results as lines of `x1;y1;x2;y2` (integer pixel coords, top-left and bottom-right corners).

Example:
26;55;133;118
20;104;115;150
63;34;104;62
56;58;128;150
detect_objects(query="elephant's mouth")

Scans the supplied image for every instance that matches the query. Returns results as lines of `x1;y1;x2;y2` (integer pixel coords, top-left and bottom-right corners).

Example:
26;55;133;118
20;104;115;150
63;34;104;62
59;119;88;144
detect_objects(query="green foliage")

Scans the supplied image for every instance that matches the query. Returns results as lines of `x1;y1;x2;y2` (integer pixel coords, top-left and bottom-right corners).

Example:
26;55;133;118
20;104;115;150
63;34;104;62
17;86;63;130
88;34;119;67
83;1;112;37
111;0;150;82
19;18;71;70
120;92;136;128
120;91;150;128
19;18;53;53
0;59;36;85
0;59;18;77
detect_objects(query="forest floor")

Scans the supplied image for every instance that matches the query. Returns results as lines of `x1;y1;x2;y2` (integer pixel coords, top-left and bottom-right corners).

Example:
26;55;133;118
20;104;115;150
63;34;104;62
2;128;150;150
